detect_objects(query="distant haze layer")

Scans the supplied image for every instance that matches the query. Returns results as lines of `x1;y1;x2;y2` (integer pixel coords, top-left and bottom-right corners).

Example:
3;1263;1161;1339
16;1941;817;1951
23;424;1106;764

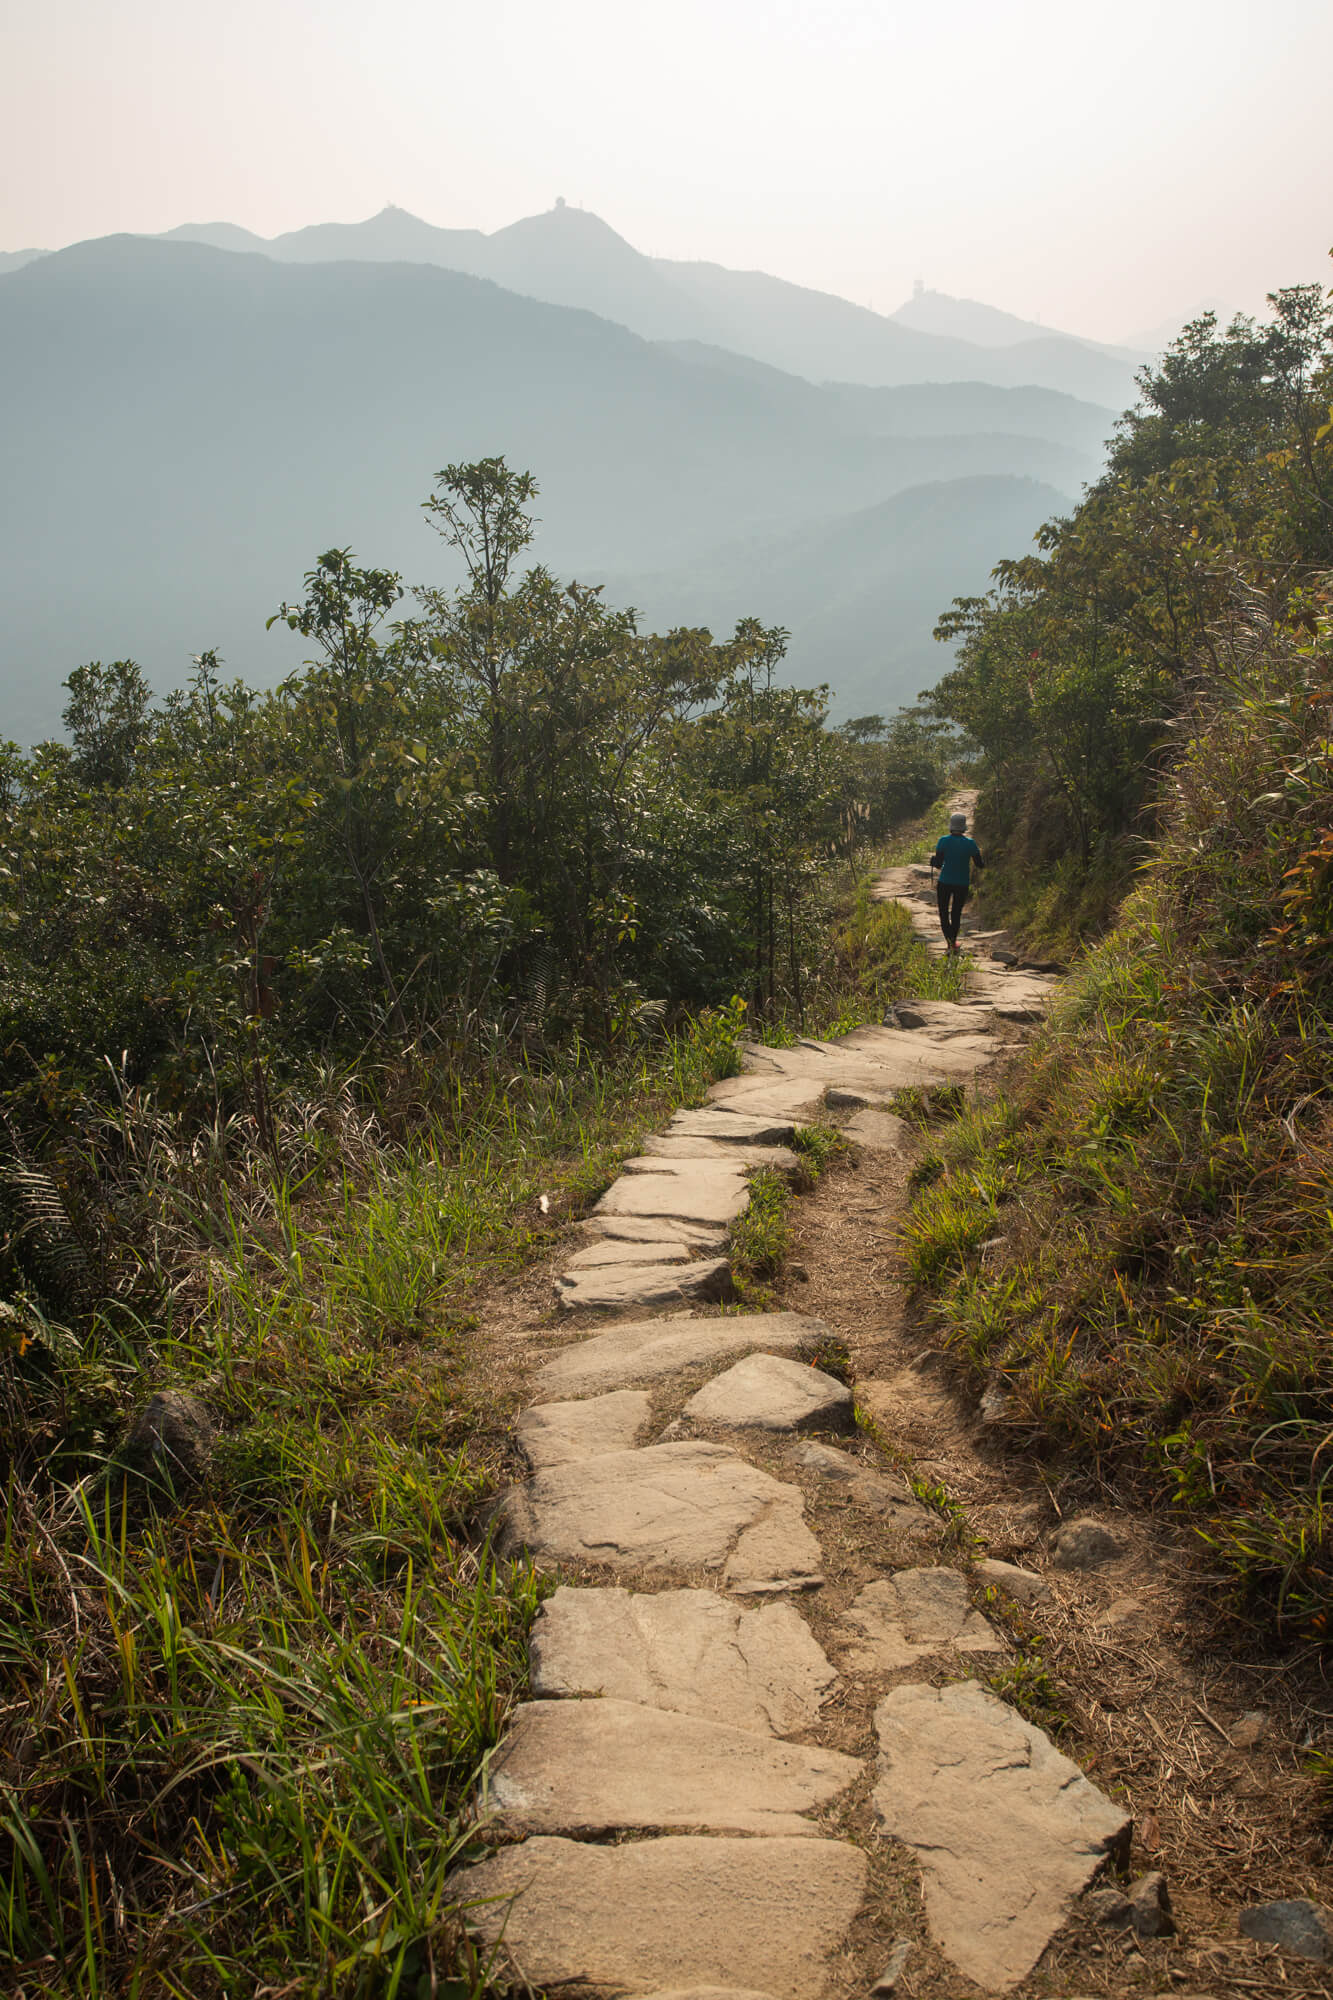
0;221;1112;739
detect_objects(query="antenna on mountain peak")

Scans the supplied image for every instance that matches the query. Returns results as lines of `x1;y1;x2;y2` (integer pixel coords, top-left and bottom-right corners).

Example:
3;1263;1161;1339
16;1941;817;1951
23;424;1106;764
555;195;566;209
913;278;924;299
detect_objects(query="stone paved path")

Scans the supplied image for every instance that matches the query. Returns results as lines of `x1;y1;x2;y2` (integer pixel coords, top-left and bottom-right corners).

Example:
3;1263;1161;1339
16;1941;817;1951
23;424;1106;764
450;818;1131;1996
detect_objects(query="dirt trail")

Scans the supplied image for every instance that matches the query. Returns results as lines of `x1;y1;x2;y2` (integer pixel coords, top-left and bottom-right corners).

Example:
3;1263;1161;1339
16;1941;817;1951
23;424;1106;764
452;818;1331;2000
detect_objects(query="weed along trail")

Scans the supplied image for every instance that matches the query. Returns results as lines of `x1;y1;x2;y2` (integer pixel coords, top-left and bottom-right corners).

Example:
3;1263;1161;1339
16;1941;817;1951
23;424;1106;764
448;835;1154;1999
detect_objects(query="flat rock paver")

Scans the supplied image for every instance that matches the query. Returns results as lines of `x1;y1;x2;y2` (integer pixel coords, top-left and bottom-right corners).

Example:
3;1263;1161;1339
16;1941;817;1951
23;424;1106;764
637;1136;800;1168
666;1107;803;1144
488;1696;860;1836
593;1162;751;1227
837;1569;1003;1670
450;1834;870;2000
515;1391;652;1470
529;1585;836;1732
555;1256;731;1313
498;1441;824;1592
685;1351;854;1433
534;1310;827;1398
574;1213;726;1251
563;1235;695;1269
873;1679;1131;1988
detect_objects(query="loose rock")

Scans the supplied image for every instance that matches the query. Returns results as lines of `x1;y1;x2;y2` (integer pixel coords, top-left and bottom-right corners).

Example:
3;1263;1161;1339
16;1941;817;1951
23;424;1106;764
488;1697;860;1837
976;1557;1051;1606
873;1679;1131;1987
1238;1898;1333;1961
1128;1870;1175;1938
119;1388;214;1492
449;1834;870;2000
1050;1517;1124;1570
685;1352;854;1434
529;1585;835;1733
870;1941;912;1995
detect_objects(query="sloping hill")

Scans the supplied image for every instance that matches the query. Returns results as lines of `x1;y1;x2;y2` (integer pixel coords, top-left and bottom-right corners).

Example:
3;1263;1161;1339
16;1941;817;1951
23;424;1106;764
604;474;1069;716
159;203;1142;404
0;237;1081;740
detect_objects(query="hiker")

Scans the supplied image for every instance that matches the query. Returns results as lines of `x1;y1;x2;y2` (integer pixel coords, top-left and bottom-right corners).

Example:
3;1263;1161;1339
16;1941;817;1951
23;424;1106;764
930;810;984;955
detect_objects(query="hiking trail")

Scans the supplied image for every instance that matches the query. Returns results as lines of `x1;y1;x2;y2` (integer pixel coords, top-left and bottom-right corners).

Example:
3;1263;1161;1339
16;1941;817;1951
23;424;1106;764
451;797;1328;2000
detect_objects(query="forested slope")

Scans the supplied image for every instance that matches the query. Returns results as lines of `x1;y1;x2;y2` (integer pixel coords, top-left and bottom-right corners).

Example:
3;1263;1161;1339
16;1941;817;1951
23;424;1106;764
909;279;1333;1635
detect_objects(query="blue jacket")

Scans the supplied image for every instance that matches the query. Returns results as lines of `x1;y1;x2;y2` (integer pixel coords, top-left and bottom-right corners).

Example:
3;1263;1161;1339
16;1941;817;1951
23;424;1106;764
933;833;983;888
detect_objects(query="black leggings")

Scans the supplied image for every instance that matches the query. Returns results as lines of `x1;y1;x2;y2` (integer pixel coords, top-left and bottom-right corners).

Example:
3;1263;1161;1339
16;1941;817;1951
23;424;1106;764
937;882;967;944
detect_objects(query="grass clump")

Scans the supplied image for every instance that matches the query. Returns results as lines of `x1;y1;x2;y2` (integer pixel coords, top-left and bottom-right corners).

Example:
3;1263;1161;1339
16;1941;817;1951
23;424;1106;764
902;618;1333;1640
0;1012;741;1996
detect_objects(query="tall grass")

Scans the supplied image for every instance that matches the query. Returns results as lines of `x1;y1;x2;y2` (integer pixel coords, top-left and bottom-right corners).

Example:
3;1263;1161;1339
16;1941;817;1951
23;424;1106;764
1;1009;741;1996
901;626;1333;1639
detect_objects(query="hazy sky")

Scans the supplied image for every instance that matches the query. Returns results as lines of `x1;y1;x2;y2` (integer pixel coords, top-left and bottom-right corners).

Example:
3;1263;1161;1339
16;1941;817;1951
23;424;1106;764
5;0;1330;341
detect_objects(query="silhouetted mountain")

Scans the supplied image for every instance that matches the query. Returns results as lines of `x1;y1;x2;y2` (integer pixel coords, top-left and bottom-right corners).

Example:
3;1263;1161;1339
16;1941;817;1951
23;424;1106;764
0;248;47;273
1;236;1087;739
160;203;1141;404
606;475;1068;716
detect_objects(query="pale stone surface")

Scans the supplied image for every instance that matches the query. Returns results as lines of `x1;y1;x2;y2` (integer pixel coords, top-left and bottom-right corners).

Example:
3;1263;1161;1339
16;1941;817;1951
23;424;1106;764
534;1310;827;1398
555;1256;731;1314
450;1835;870;2000
873;1679;1131;1989
637;1136;800;1168
843;1107;910;1151
666;1108;803;1145
636;1990;780;2000
977;1557;1051;1606
793;1441;938;1540
575;1213;725;1250
488;1697;860;1836
499;1441;823;1592
515;1391;651;1470
838;1568;1003;1670
685;1352;853;1434
594;1162;751;1226
529;1585;836;1733
564;1235;695;1268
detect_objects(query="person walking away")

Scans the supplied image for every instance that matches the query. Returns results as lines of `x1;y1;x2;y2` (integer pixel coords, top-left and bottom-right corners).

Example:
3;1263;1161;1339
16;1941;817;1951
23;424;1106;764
930;810;984;955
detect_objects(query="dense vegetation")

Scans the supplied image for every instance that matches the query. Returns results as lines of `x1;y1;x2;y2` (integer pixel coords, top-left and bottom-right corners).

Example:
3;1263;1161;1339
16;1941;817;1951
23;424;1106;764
930;282;1333;951
908;271;1333;1637
0;457;954;1995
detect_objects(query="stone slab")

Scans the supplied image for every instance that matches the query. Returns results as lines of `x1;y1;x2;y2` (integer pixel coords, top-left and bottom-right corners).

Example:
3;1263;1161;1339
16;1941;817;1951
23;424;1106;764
565;1236;696;1269
793;1441;939;1542
555;1257;731;1314
666;1109;804;1145
498;1441;823;1592
837;1569;1003;1671
529;1585;836;1733
516;1392;652;1470
842;1108;910;1151
685;1352;854;1434
873;1679;1131;1988
575;1214;726;1252
594;1164;751;1226
534;1310;827;1399
488;1697;859;1837
450;1834;869;2000
639;1136;800;1169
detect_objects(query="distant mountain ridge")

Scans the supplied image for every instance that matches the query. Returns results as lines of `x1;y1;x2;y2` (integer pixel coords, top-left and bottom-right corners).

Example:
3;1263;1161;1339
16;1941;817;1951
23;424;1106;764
0;234;1097;741
156;203;1145;404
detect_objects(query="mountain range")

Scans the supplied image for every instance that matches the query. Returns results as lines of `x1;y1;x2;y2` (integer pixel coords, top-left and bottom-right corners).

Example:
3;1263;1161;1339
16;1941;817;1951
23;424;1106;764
0;211;1128;741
